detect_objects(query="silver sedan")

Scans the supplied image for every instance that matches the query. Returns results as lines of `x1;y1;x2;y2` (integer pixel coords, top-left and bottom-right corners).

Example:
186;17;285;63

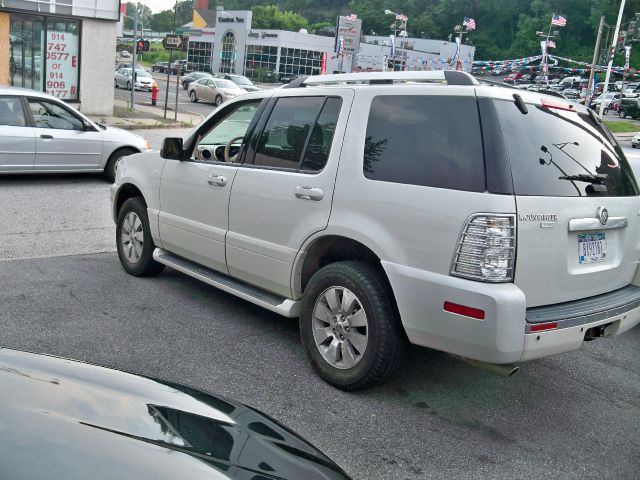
0;86;151;181
188;78;245;106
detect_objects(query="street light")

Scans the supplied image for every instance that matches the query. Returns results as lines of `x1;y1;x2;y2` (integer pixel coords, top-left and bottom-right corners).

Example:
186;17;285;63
384;9;408;71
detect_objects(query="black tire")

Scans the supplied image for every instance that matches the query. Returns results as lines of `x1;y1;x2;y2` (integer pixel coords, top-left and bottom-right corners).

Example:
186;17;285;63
183;82;188;90
214;94;223;106
116;197;164;277
619;109;627;119
114;79;118;88
126;81;131;90
190;90;198;102
104;147;136;183
300;261;406;391
603;107;609;115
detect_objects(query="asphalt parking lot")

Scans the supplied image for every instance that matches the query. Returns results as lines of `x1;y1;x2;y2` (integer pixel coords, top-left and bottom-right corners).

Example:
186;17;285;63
1;166;639;479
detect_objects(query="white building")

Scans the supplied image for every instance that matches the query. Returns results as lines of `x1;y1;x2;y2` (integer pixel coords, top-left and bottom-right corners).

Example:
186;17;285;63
184;7;474;80
0;0;121;115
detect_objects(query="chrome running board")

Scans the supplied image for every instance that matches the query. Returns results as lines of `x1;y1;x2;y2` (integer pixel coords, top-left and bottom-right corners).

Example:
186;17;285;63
153;248;301;318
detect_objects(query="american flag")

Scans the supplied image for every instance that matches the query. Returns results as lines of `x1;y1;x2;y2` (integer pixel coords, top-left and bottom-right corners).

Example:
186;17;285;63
547;40;556;48
463;17;476;30
551;14;567;27
396;13;408;22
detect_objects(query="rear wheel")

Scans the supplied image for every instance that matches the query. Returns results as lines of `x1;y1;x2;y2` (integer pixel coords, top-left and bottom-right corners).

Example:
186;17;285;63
603;107;609;115
116;197;164;277
619;109;627;119
190;90;198;102
126;81;131;90
300;261;406;391
114;79;118;88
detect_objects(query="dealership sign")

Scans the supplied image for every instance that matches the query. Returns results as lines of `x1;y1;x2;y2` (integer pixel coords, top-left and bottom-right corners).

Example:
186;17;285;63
335;15;362;55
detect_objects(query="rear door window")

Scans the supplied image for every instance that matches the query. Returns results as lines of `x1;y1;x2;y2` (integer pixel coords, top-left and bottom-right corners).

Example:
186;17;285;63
363;95;485;192
494;99;638;197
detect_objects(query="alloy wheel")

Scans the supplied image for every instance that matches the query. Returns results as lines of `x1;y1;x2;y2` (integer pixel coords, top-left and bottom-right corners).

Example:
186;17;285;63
120;212;144;264
312;286;369;370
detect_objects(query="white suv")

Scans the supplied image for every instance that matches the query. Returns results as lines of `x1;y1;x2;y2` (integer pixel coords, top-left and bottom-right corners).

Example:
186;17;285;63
111;71;640;390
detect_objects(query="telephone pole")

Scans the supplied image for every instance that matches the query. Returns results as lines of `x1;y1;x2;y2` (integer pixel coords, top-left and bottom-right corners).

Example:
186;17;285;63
586;16;605;106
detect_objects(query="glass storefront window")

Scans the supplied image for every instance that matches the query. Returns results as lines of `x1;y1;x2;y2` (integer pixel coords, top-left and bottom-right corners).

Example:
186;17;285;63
9;16;80;101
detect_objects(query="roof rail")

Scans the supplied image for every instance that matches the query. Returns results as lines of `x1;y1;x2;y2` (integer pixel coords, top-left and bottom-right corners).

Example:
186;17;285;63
282;71;478;88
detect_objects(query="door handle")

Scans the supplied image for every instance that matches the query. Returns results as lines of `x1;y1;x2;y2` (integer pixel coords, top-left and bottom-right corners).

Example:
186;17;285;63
207;174;227;187
295;185;324;201
40;134;53;139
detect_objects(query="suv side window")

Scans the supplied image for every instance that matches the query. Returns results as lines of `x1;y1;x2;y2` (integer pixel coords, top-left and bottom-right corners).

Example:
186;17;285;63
253;96;326;170
0;96;27;127
193;100;262;163
363;95;485;192
301;97;342;172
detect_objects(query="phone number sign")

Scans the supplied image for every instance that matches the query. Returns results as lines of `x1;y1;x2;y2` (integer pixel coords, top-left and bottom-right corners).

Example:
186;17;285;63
45;31;79;100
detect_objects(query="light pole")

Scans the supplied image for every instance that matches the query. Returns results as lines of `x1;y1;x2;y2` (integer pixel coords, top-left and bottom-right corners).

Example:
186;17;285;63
384;9;408;71
535;27;560;85
600;0;627;117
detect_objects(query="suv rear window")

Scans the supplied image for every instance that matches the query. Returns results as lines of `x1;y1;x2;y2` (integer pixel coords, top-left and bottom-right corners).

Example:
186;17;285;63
494;99;638;197
363;95;485;192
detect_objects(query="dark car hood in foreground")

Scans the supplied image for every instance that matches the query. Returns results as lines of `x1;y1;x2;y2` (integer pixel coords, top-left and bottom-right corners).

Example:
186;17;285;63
0;349;350;480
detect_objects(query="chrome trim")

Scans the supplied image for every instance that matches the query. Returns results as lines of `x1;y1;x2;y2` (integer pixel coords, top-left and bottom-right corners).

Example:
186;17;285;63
568;216;628;232
525;299;640;333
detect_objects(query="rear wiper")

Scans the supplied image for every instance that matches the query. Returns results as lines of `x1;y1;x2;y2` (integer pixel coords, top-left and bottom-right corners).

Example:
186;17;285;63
558;173;608;184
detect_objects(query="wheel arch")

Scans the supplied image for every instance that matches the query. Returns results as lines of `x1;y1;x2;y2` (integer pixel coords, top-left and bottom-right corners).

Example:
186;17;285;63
293;234;400;311
114;182;146;219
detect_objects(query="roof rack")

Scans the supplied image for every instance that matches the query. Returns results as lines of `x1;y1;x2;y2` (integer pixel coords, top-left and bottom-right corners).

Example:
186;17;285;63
282;71;478;89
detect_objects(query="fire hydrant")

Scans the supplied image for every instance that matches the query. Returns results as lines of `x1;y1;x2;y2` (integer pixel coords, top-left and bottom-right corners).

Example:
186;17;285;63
151;83;159;106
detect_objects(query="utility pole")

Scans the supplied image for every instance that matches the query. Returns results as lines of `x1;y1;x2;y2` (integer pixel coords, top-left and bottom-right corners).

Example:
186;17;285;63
130;4;138;111
599;0;627;117
586;16;605;106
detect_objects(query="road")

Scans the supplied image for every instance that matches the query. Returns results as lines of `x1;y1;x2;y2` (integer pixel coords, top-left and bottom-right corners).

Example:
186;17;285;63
1;157;639;479
113;72;274;119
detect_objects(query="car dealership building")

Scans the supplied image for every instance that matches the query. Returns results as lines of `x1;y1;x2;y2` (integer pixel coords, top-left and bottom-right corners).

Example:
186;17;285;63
0;0;119;115
184;5;475;80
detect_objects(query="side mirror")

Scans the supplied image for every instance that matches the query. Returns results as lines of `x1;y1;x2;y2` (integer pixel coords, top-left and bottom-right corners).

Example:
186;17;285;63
161;137;185;160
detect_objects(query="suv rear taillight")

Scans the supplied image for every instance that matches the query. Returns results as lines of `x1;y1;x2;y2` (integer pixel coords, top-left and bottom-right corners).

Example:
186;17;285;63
450;214;516;282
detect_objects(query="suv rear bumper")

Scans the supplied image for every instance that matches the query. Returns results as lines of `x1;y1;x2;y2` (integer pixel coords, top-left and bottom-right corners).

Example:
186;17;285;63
382;261;640;365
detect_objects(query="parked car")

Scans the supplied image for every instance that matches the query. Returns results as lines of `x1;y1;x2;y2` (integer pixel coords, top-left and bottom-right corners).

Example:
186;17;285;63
491;67;508;76
112;71;640;391
0;348;351;480
632;133;640;148
591;92;620;114
115;68;155;91
214;73;261;92
618;97;640;119
120;50;131;58
503;72;523;84
181;71;213;89
188;78;245;105
170;59;188;75
0;87;150;181
151;61;169;73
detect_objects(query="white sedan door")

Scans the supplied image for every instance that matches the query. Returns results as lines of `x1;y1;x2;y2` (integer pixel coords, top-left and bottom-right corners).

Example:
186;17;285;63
27;97;103;170
0;96;35;171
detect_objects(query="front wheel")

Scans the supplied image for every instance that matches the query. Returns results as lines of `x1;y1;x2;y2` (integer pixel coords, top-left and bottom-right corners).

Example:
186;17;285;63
116;197;164;277
603;107;609;115
104;147;135;183
114;79;118;88
126;81;131;90
190;90;198;102
300;261;406;391
619;109;627;119
214;94;223;106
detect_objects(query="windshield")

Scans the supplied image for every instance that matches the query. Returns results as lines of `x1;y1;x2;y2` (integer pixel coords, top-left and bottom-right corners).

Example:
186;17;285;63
231;76;252;86
135;70;151;78
216;79;240;90
494;99;638;197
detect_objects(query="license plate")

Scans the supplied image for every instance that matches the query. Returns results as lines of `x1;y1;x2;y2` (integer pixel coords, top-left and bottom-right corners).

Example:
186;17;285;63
578;232;606;264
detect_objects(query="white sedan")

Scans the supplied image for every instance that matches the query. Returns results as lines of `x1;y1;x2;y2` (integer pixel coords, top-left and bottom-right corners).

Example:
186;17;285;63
114;68;155;91
188;78;245;106
0;86;151;181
